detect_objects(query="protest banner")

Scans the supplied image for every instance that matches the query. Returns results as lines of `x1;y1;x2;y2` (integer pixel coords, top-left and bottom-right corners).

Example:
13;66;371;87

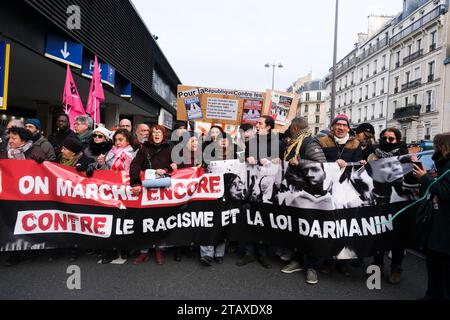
177;85;265;126
263;90;299;130
0;158;419;259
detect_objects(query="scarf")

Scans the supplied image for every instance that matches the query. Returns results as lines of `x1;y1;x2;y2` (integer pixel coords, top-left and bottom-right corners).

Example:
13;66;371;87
284;128;312;160
375;140;407;158
89;140;113;156
77;130;92;144
60;153;82;167
7;141;33;160
105;145;134;171
334;133;350;145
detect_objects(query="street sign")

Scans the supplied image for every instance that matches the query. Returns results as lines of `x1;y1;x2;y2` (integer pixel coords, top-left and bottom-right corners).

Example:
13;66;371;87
120;80;132;98
159;108;173;130
82;56;115;88
0;41;11;111
44;34;83;68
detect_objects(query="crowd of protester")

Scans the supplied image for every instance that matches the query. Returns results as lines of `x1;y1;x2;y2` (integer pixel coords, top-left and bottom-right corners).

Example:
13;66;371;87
0;112;449;300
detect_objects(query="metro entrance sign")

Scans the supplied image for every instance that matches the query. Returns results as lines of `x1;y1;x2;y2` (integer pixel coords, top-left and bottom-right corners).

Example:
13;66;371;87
82;56;116;88
0;41;11;111
45;34;83;68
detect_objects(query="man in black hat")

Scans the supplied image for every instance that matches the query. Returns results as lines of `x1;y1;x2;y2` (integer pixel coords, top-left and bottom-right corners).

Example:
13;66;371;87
354;123;377;161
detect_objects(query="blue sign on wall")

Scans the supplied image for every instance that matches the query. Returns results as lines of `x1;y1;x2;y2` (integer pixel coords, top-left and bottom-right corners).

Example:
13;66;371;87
0;41;11;110
45;34;83;68
81;56;116;88
120;80;132;98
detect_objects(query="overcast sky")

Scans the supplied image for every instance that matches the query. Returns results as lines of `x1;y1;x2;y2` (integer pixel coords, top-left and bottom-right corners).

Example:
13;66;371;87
132;0;403;92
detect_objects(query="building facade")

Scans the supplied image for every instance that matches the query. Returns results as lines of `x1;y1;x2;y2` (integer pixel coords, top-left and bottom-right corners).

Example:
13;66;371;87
325;0;450;143
295;79;327;135
387;0;449;143
325;15;395;138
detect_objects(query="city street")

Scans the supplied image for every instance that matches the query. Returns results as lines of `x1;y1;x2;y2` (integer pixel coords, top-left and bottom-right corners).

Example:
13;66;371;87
0;250;427;300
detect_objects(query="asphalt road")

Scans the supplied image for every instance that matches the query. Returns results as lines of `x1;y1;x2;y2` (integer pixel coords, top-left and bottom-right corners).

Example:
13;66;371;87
0;249;427;300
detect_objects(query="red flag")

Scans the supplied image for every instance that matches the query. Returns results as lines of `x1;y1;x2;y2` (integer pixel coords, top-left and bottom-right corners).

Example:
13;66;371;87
63;64;86;130
85;55;105;124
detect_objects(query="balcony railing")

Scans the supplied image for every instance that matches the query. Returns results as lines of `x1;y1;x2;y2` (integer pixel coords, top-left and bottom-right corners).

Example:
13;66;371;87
401;78;422;91
403;49;424;64
393;104;421;120
390;5;445;46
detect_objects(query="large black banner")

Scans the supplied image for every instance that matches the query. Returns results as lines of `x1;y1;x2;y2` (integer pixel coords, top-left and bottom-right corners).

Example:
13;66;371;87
0;158;419;259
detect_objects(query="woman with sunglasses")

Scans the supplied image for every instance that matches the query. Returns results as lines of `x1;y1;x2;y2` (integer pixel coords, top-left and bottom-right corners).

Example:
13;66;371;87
84;126;113;164
368;127;409;284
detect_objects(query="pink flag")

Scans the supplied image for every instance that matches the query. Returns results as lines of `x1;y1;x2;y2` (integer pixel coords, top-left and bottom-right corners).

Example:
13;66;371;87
85;55;105;124
63;64;86;130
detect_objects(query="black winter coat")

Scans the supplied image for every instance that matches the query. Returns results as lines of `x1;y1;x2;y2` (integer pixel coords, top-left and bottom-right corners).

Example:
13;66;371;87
419;153;450;256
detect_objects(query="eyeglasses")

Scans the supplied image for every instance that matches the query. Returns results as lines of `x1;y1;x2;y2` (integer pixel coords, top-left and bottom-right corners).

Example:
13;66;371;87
93;134;105;139
382;136;396;143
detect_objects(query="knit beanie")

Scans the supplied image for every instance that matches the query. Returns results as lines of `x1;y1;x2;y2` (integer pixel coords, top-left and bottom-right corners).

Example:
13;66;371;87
62;137;83;154
331;114;350;127
25;118;41;130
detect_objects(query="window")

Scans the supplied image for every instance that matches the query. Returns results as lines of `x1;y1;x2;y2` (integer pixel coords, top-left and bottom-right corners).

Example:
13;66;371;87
426;90;433;111
413;94;418;104
305;105;309;113
425;124;431;140
382;55;386;69
306;93;310;101
395;76;399;88
371;104;375;119
350;90;353;102
430;30;437;46
315;127;320;135
380;101;384;117
405;97;409;107
316;104;320;113
374;60;378;74
315;116;320;124
358;108;362;122
317;92;322;101
360;68;364;81
365;85;369;99
428;61;435;81
394;100;398;110
366;64;370;78
373;81;377;96
359;88;363;100
415;67;421;80
364;106;368;120
396;51;400;66
405;71;410;84
381;78;385;93
407;44;412;56
416;38;422;51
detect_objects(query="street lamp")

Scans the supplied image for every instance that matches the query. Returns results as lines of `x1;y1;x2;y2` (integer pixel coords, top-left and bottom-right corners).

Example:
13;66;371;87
265;62;283;90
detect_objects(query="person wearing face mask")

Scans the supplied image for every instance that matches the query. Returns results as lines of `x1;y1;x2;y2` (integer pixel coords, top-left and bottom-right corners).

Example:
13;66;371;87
367;127;409;284
48;113;77;158
130;125;173;266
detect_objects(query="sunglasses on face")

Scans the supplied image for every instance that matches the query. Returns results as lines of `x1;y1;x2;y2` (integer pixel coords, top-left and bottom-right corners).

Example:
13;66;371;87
93;134;105;139
382;136;396;143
